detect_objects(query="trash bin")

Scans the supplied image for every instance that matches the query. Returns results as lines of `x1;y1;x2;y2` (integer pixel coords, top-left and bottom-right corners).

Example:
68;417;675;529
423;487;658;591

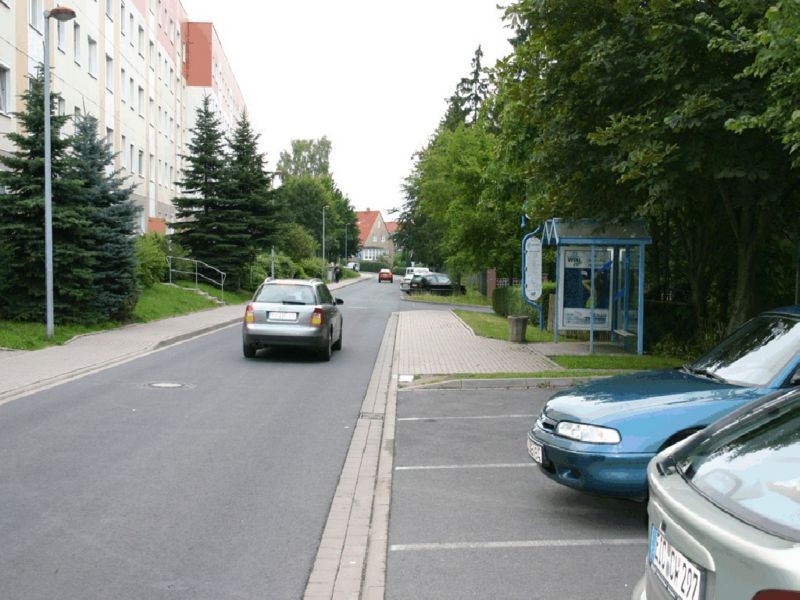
508;315;528;343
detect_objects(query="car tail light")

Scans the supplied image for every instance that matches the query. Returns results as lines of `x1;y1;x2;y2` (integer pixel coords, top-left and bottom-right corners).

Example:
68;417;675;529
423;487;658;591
753;592;800;599
311;307;324;327
245;304;255;324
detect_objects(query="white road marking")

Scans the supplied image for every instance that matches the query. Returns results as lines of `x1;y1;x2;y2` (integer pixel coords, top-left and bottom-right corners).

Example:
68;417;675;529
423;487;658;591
395;463;534;471
398;414;537;421
390;538;647;552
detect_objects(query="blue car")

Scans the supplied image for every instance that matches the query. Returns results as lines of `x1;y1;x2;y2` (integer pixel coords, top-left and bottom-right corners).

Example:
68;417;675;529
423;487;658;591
527;306;800;500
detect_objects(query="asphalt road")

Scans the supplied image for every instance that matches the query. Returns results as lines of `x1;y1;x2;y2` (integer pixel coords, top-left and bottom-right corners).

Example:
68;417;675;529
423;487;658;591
0;279;418;600
387;388;648;600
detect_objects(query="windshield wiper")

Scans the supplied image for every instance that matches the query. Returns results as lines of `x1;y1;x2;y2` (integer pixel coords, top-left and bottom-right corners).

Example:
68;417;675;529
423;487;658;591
682;364;728;384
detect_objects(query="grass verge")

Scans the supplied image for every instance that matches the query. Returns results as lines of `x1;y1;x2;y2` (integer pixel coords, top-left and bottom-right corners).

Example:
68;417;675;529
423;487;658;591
405;289;490;307
453;309;563;342
549;355;683;370
0;283;228;350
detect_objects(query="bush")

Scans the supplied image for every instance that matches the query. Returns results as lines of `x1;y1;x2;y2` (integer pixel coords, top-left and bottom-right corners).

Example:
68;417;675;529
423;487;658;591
358;261;391;273
135;233;168;288
299;257;327;279
491;283;556;326
245;252;305;289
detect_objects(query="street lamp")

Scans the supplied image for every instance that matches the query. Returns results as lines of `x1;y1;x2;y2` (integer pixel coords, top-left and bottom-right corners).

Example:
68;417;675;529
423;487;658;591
43;6;76;339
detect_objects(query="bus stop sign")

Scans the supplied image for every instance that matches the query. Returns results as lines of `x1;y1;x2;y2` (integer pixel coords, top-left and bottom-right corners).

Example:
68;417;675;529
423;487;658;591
523;234;542;302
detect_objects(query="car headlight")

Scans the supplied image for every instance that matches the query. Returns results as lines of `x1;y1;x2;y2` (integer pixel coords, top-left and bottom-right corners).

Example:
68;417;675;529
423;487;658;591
555;421;621;444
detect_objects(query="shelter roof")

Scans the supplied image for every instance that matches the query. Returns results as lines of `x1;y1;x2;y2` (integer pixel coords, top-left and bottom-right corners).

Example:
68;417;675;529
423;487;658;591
542;219;651;246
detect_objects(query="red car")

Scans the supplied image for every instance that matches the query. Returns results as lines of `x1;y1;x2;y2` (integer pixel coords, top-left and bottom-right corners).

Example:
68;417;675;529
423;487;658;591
378;268;393;283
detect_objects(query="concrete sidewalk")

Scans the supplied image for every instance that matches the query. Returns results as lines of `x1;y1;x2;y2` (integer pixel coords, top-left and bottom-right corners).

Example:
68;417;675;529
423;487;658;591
0;275;367;404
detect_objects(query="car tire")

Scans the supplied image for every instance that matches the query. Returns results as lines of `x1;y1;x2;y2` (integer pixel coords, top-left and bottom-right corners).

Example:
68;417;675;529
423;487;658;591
243;342;256;358
319;331;333;361
333;325;342;351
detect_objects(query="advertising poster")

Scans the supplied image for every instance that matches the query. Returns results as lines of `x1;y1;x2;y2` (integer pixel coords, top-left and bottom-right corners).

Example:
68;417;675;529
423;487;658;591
558;246;613;331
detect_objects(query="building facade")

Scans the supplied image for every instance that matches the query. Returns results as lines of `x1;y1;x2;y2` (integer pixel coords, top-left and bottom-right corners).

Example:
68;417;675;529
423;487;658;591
0;0;245;233
355;209;394;263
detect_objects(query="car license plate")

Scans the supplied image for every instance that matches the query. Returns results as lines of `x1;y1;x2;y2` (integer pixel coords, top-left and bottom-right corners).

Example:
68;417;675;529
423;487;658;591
269;311;297;321
649;525;704;600
527;438;543;464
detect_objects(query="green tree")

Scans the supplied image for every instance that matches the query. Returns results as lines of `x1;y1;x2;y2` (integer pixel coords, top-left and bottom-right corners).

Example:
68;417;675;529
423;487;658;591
69;114;140;321
442;46;491;131
281;223;319;262
171;95;227;271
219;112;280;286
0;68;87;323
277;137;332;178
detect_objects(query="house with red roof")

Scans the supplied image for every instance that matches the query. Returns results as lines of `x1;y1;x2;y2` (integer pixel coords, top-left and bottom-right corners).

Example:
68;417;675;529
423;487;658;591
355;209;395;263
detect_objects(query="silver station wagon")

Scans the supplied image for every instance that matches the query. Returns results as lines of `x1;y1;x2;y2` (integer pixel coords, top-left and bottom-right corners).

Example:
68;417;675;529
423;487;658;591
242;279;343;361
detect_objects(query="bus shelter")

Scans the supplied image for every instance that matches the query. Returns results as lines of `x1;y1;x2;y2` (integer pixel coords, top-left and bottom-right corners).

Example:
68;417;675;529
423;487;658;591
542;219;651;354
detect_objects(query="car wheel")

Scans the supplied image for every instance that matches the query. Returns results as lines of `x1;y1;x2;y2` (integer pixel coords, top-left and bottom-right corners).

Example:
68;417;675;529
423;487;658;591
333;325;342;351
319;330;333;361
243;342;256;358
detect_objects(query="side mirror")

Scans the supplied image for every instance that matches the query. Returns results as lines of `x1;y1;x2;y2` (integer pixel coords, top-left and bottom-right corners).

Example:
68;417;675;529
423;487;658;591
335;298;344;305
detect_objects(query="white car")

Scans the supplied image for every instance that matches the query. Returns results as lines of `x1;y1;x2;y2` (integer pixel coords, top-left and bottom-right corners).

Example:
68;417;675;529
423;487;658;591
401;267;430;291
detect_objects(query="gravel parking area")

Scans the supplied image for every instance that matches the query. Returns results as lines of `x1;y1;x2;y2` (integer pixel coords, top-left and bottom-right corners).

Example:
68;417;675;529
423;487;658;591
387;387;648;600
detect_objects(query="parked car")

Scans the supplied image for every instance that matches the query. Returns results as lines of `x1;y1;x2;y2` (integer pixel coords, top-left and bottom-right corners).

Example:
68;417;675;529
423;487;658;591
401;266;430;291
632;387;800;600
408;272;466;296
378;268;394;283
242;278;343;361
527;306;800;499
346;262;360;272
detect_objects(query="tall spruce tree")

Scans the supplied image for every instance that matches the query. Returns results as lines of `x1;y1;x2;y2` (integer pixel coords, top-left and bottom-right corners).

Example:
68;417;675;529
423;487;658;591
69;114;140;321
0;68;88;323
171;95;226;270
222;112;279;285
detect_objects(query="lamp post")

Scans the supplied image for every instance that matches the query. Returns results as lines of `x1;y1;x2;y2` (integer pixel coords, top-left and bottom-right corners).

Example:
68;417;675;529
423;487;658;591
43;6;76;339
322;204;328;265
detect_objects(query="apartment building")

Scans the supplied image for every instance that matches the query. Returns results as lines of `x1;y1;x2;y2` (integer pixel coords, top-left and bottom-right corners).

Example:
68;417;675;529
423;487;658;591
0;0;246;233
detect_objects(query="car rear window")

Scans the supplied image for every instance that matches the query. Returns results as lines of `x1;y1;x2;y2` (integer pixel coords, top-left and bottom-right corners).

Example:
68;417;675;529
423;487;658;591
676;392;800;541
255;284;316;305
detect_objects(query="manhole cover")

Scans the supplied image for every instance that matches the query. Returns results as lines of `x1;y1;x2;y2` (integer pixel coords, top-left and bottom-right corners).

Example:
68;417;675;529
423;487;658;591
148;382;189;389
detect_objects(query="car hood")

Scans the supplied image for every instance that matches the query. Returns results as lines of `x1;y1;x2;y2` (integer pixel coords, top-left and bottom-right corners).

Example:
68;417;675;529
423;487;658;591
544;369;767;428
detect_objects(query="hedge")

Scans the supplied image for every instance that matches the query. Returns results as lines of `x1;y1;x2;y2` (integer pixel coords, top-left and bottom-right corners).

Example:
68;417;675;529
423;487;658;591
358;261;392;273
491;283;556;326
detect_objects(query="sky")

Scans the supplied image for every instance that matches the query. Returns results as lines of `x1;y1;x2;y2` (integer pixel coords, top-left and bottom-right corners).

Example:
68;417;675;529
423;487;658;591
180;0;513;221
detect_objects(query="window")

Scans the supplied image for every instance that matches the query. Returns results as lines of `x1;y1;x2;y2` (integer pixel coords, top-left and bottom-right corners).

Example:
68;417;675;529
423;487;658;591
157;51;162;78
56;20;65;51
105;55;113;90
129;14;134;43
149;41;155;69
169;18;174;43
0;64;9;114
138;26;144;55
149;153;154;182
74;106;81;118
29;0;43;31
138;149;144;176
105;0;112;18
57;97;65;116
137;86;144;115
129;76;134;105
129;144;135;172
120;2;126;33
73;23;80;63
105;127;113;146
372;235;377;243
87;36;98;76
121;135;127;168
120;68;126;99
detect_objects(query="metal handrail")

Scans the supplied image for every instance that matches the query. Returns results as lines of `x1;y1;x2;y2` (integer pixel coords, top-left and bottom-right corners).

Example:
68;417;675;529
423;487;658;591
166;256;227;303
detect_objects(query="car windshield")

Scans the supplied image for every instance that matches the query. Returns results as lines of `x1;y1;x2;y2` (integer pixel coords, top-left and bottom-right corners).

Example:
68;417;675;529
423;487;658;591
689;314;800;386
255;284;316;305
675;391;800;542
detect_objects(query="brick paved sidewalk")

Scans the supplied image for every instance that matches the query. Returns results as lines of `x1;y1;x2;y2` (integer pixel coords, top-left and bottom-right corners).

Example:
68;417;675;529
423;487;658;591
394;310;561;376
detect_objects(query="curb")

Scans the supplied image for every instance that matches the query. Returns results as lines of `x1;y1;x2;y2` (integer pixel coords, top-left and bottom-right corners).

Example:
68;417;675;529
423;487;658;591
405;376;611;390
154;318;242;349
400;297;494;313
303;312;398;600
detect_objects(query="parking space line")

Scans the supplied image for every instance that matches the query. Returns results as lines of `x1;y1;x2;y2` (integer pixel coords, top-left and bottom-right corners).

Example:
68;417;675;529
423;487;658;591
395;463;534;471
390;538;647;552
397;414;537;421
